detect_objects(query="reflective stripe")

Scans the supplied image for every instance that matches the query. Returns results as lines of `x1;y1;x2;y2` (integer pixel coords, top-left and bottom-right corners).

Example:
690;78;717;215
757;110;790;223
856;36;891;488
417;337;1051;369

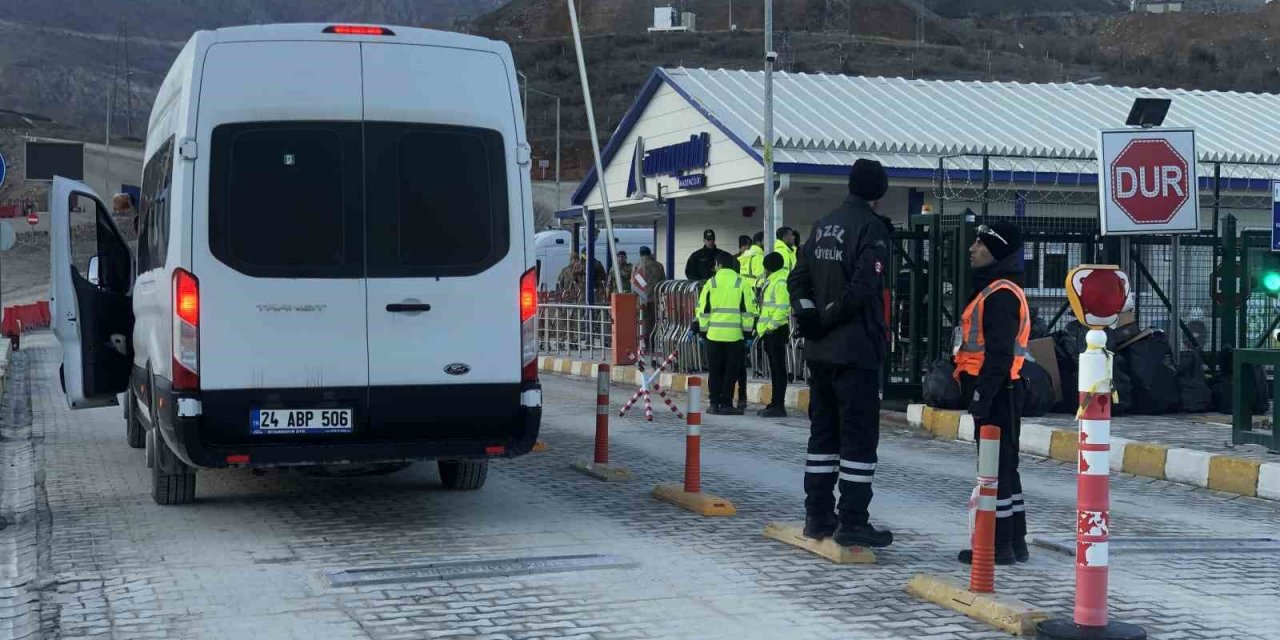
806;465;838;474
807;453;839;461
707;322;744;329
840;460;877;471
995;498;1014;506
995;510;1014;518
838;473;874;483
711;308;742;314
799;299;816;310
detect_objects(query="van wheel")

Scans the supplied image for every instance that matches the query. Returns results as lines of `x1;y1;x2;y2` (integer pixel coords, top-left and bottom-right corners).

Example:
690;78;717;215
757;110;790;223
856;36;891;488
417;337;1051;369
125;390;145;449
438;460;488;490
152;434;196;505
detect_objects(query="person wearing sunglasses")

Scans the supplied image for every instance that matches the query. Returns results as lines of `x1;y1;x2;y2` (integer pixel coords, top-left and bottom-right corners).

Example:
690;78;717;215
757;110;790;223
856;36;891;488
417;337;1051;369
955;221;1032;566
787;159;896;549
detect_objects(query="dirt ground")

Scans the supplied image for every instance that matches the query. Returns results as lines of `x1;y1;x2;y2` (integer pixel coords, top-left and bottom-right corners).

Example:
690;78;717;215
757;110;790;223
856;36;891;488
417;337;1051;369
1;221;137;308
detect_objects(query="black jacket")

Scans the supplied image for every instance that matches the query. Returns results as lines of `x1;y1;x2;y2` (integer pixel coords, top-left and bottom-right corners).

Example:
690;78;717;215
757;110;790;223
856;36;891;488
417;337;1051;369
788;195;893;369
685;245;734;281
960;251;1025;421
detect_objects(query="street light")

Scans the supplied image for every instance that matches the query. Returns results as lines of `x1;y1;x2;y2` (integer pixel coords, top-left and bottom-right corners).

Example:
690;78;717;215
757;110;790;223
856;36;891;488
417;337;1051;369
526;86;563;209
763;0;777;243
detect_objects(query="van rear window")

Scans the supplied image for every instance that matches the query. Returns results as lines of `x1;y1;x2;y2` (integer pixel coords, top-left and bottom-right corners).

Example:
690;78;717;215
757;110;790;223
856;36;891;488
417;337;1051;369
365;123;510;278
209;123;364;278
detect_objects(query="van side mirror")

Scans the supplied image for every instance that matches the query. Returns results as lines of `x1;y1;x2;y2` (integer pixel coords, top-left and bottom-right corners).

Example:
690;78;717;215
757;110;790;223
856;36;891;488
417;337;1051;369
88;255;101;286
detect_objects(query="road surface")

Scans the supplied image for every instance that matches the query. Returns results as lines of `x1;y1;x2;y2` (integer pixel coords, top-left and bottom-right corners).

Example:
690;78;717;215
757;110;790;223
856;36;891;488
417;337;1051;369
3;333;1278;639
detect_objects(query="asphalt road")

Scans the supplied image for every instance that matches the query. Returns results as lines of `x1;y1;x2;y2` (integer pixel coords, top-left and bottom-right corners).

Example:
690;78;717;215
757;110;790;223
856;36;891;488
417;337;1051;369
4;333;1278;639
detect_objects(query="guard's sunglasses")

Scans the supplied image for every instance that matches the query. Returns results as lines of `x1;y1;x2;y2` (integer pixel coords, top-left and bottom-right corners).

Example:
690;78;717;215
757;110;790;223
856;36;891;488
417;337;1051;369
976;224;1007;246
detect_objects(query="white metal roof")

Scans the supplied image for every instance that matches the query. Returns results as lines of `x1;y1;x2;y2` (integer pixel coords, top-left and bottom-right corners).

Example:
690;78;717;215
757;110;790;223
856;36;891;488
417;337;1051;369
664;67;1280;166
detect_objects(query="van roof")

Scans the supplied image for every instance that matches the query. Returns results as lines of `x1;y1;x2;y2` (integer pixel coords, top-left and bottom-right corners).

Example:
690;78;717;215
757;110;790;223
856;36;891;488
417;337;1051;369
207;23;506;53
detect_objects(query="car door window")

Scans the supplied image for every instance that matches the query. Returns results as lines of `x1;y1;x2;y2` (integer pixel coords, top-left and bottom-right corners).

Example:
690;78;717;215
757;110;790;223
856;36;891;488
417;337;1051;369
364;123;510;278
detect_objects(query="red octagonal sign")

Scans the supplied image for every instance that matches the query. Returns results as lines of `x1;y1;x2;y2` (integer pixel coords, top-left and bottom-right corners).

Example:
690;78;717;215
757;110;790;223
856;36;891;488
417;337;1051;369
1109;138;1190;225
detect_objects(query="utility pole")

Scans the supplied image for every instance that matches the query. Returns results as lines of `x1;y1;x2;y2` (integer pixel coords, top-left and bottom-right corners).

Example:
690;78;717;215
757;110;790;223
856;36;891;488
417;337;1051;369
763;0;776;244
566;0;623;293
528;87;563;208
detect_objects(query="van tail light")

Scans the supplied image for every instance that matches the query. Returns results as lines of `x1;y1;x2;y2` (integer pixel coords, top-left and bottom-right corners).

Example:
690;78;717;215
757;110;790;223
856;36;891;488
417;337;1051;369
520;267;538;383
172;269;200;391
323;25;396;36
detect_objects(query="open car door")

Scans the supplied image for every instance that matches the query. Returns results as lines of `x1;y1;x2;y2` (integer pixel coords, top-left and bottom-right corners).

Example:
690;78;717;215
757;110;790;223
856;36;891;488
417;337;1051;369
50;177;134;409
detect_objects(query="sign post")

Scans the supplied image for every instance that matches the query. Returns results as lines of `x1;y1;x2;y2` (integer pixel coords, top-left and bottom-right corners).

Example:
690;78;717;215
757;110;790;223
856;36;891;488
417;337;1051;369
1098;127;1199;363
1271;181;1280;252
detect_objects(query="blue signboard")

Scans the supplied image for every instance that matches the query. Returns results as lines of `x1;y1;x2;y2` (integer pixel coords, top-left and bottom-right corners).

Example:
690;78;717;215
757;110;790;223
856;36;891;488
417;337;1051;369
678;174;706;190
0;152;6;190
627;133;711;196
1273;181;1280;252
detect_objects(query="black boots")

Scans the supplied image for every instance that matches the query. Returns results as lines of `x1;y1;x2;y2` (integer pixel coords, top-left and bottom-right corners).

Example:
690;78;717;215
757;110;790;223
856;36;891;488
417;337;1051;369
833;522;894;548
757;406;786;418
803;511;838;539
957;544;1017;566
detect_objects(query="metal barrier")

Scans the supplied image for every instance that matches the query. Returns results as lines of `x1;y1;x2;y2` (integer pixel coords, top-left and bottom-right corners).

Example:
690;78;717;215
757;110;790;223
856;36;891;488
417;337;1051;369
1232;348;1280;452
538;293;613;361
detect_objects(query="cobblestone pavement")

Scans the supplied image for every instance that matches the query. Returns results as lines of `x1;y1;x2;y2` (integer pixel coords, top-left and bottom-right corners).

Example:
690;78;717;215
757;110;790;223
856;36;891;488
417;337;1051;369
5;333;1280;639
1028;412;1278;462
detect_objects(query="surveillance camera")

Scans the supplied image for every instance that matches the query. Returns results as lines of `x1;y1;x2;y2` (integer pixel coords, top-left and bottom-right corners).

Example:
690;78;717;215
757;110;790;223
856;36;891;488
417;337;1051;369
765;51;778;63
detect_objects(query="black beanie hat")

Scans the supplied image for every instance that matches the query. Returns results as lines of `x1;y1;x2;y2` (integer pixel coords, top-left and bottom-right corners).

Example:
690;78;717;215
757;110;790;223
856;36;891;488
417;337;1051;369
738;235;752;248
716;252;739;269
763;252;784;272
978;222;1023;262
848;159;889;201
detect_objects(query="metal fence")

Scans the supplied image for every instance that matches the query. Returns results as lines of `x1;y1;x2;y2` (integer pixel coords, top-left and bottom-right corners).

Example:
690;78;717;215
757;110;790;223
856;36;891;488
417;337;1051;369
538;295;613;362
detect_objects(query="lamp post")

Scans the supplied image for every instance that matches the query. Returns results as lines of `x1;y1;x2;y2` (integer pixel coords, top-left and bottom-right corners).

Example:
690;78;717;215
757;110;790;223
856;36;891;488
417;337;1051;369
527;86;563;209
763;0;776;244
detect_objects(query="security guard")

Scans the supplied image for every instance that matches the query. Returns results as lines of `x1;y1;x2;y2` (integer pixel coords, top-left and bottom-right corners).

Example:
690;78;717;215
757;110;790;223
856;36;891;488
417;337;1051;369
738;234;764;290
774;227;798;271
697;253;759;415
789;159;895;548
955;222;1031;565
756;252;791;418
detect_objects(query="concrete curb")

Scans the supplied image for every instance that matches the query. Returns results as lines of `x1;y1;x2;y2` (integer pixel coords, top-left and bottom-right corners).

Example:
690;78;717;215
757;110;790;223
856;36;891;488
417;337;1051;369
907;404;1276;501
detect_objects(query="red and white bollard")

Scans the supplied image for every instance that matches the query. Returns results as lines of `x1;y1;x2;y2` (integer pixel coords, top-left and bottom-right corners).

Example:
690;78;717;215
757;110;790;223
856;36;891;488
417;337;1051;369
1038;329;1146;640
684;377;702;494
969;425;1000;595
594;364;611;465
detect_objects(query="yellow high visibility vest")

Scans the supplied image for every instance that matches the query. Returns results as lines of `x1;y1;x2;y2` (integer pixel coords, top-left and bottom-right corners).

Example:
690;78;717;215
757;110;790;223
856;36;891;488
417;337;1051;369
773;239;796;271
757;269;791;335
697;269;759;342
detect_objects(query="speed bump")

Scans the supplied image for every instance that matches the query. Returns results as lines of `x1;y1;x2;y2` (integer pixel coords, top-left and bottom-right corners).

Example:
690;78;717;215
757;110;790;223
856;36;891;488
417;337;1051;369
651;483;735;516
906;574;1047;636
762;522;876;564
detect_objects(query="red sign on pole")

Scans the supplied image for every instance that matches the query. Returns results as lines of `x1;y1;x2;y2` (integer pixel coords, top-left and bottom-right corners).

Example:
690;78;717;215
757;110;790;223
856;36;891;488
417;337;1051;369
1110;139;1190;224
1098;128;1199;236
26;213;38;226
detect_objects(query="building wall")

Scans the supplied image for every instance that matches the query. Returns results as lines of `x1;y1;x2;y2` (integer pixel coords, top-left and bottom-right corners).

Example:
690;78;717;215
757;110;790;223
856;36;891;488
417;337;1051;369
579;81;762;212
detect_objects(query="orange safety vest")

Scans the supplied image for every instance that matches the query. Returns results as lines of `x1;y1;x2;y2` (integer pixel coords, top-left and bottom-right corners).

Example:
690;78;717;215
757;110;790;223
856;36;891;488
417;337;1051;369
953;279;1032;380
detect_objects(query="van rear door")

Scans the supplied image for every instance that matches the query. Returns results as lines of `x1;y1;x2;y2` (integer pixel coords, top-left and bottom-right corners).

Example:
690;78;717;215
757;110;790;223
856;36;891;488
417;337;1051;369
194;41;369;398
361;43;524;438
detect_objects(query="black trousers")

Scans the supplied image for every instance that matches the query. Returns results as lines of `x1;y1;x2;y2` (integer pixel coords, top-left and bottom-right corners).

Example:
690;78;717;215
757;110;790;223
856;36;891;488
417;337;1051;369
763;327;790;408
736;345;749;405
706;339;745;408
961;375;1026;547
804;362;881;526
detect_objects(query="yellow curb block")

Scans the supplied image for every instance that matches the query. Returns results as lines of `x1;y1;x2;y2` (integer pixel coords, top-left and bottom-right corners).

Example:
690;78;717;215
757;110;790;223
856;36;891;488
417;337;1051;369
762;522;876;564
1208;456;1261;497
920;407;962;440
569;460;631;482
1048;430;1078;464
795;387;810;412
759;383;773;407
532;441;548;452
652;483;736;516
1123;443;1168;480
906;574;1048;636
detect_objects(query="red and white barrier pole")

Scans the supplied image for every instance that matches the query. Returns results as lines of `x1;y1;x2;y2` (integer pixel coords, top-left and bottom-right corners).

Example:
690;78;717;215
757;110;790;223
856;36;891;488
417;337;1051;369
1038;329;1146;640
594;364;611;465
970;424;1000;594
684;377;702;494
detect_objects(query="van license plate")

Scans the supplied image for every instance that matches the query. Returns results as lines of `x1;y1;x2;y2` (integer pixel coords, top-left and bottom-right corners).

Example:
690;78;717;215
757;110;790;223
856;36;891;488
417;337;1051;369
251;409;353;435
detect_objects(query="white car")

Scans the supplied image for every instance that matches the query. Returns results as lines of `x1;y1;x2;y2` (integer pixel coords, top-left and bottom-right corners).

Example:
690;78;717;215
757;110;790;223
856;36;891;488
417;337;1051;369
50;23;542;505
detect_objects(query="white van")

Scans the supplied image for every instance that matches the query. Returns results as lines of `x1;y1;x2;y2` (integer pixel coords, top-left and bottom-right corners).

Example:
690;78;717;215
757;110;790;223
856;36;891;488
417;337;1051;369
534;227;655;291
50;24;542;505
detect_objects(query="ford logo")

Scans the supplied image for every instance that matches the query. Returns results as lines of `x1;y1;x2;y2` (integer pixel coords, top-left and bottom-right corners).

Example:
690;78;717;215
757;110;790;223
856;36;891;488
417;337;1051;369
444;363;471;376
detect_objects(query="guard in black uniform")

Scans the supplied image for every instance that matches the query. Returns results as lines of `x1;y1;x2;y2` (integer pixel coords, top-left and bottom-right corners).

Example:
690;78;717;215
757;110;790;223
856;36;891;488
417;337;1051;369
788;159;895;548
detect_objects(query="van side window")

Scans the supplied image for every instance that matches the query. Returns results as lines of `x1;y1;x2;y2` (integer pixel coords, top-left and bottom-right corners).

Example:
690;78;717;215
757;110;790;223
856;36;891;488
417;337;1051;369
209;123;364;278
138;136;175;273
365;123;510;278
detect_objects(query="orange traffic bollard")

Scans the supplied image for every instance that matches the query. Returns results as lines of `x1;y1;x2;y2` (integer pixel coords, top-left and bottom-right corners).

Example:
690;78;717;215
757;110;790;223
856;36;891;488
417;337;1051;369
970;425;1001;594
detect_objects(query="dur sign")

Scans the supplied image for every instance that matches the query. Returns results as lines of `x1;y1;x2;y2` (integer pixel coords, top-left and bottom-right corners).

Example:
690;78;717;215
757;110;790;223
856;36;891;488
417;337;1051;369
1098;128;1199;235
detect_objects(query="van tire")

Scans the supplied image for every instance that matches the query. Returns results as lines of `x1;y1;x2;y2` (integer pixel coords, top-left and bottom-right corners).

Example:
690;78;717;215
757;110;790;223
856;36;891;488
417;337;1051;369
152;432;196;505
125;391;145;449
438;460;488;490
